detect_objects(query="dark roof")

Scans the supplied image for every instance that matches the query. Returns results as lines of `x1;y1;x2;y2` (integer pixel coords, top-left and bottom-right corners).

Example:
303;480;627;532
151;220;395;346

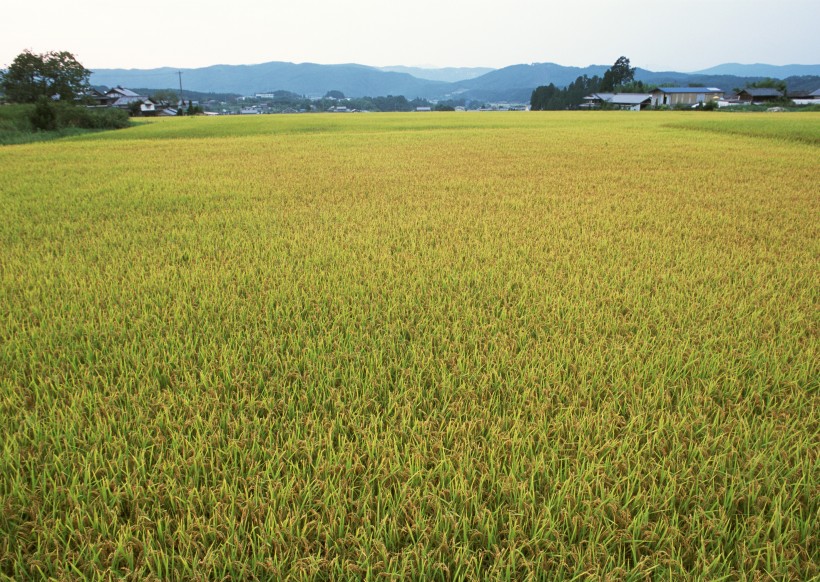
740;88;783;97
607;93;652;105
106;86;142;98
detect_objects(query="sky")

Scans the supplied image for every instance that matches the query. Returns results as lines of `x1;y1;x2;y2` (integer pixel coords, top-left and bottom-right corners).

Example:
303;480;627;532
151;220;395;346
2;0;818;72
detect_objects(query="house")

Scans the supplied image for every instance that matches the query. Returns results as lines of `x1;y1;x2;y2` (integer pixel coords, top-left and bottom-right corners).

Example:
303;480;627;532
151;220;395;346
790;89;820;106
582;93;653;111
105;86;145;107
737;88;784;103
650;87;724;107
105;86;156;114
80;88;116;107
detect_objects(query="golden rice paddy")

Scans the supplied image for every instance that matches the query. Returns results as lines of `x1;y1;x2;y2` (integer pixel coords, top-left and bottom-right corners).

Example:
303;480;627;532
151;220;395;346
1;112;818;579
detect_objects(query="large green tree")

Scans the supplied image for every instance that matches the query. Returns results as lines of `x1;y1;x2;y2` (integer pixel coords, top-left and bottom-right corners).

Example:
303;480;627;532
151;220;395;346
600;56;636;92
1;50;90;103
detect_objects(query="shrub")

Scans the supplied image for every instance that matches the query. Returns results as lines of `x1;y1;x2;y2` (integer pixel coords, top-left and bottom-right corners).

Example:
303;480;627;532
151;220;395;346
30;97;58;131
0;104;35;132
55;104;130;129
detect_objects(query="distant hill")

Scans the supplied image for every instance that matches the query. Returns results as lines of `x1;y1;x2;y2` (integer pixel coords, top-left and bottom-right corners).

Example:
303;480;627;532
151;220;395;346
633;70;820;93
378;66;495;83
692;63;820;78
89;60;820;103
446;63;610;101
90;62;448;99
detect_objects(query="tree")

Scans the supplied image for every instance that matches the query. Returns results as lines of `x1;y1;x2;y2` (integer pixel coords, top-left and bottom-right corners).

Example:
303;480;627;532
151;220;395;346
30;96;58;130
600;56;636;92
324;90;345;100
617;80;654;93
530;75;602;110
127;100;144;117
150;89;180;106
1;50;90;103
747;77;787;94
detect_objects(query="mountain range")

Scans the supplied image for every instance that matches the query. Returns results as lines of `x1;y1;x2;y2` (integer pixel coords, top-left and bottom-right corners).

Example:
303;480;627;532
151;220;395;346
692;63;820;78
89;62;820;102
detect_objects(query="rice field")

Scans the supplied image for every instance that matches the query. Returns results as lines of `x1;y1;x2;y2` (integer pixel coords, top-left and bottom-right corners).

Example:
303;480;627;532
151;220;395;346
1;112;818;579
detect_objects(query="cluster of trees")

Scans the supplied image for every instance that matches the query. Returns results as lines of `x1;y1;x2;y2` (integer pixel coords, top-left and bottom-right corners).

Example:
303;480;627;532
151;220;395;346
742;78;788;94
530;76;602;111
232;90;478;114
530;56;638;110
1;50;129;132
1;50;90;103
320;94;474;112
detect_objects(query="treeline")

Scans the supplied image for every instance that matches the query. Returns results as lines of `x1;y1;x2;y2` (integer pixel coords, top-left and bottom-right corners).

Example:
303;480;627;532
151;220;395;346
242;91;480;113
129;87;483;113
531;56;639;110
530;76;602;111
336;95;473;112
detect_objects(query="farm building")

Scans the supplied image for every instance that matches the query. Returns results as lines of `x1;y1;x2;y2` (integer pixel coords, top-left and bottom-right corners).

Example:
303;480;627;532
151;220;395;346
737;88;784;103
581;93;653;111
790;88;820;105
650;87;724;107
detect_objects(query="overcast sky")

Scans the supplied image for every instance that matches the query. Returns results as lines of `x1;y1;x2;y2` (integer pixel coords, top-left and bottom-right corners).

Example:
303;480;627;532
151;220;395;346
2;0;818;72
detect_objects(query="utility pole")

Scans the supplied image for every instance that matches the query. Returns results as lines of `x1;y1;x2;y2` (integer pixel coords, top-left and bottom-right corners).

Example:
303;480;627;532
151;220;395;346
177;71;183;107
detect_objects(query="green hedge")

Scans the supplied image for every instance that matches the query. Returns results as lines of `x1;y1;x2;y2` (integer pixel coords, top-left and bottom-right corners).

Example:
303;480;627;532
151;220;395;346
54;104;130;129
0;102;130;144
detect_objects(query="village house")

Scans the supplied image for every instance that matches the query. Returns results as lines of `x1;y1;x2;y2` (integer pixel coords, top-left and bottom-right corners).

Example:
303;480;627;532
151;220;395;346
737;88;784;103
790;88;820;106
650;87;724;107
80;88;117;107
105;86;156;114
